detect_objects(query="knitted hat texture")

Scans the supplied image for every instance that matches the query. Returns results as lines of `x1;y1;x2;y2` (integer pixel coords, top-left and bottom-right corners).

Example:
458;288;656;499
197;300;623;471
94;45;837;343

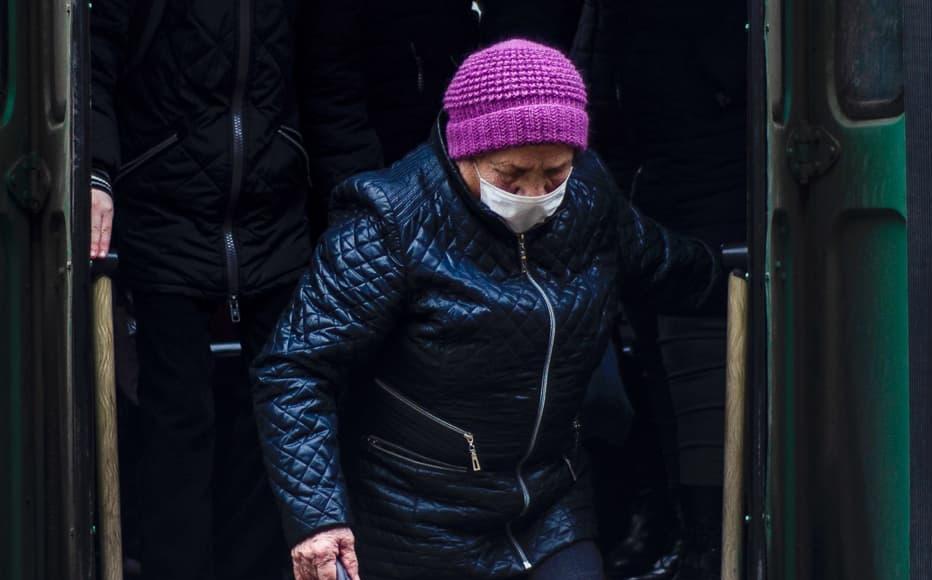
443;39;589;159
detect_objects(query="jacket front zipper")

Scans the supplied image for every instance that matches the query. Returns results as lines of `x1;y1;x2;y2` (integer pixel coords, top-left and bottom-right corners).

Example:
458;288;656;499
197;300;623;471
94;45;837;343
375;379;482;472
506;233;558;571
224;0;252;323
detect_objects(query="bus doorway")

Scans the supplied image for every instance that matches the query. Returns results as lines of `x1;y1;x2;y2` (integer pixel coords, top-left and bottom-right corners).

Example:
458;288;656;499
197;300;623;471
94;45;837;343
4;0;928;579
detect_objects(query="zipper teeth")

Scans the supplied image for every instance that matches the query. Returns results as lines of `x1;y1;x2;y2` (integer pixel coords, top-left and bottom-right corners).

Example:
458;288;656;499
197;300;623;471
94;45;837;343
506;522;533;570
224;0;251;311
368;436;467;473
505;235;556;570
114;133;178;182
374;379;470;436
522;271;557;457
224;112;242;300
515;262;557;517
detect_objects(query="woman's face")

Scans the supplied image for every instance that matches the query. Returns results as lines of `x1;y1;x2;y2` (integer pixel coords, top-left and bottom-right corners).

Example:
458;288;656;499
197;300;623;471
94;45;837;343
458;143;574;198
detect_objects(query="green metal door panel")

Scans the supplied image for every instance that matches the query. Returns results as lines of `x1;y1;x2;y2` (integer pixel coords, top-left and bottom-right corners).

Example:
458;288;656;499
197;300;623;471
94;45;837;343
767;208;798;580
1;1;32;578
0;0;95;578
0;191;29;580
765;0;909;578
765;0;805;574
821;210;908;578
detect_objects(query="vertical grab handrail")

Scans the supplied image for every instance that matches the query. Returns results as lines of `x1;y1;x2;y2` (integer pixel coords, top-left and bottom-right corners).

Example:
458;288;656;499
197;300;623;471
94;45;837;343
722;269;750;580
92;254;123;580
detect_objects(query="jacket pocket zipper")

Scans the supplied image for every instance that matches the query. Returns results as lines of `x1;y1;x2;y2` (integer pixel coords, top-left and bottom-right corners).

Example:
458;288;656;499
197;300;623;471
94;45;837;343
367;435;467;473
375;378;482;471
277;126;312;187
115;133;179;183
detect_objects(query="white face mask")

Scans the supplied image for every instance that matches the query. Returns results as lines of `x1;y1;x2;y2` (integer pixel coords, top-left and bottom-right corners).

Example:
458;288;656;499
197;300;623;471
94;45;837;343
474;164;571;233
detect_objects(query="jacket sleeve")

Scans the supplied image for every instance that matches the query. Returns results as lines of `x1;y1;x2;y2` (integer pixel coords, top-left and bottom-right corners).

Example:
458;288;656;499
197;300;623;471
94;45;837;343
251;179;405;547
617;195;724;314
90;0;133;180
296;0;384;199
480;0;583;51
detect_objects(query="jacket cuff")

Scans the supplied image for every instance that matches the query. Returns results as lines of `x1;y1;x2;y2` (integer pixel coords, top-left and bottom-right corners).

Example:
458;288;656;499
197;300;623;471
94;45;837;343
286;521;354;549
283;512;353;549
695;238;727;310
90;169;114;196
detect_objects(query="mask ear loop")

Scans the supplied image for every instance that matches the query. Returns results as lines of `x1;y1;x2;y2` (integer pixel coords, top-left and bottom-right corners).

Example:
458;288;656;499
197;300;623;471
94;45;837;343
475;162;574;200
473;162;488;185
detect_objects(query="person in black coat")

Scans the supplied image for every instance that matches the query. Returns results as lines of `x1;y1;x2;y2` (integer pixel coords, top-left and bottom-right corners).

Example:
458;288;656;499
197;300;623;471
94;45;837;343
252;39;722;580
573;1;749;578
90;2;314;578
479;0;584;52
298;0;478;212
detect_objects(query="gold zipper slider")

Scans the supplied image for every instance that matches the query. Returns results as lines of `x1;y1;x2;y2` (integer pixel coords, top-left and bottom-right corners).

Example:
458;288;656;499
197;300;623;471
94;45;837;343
464;432;481;472
517;234;528;273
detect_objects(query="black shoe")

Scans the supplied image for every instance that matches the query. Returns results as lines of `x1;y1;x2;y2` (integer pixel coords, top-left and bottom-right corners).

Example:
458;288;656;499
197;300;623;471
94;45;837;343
675;485;722;580
606;487;682;579
615;540;683;580
675;546;721;580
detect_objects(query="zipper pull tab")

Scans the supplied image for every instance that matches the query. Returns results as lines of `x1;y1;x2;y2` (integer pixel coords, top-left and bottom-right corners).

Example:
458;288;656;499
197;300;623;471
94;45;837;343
228;294;241;324
464;433;481;472
517;234;528;273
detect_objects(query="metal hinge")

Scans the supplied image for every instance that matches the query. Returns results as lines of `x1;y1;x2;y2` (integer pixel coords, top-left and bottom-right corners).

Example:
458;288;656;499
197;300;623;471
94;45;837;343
5;154;51;214
786;123;841;185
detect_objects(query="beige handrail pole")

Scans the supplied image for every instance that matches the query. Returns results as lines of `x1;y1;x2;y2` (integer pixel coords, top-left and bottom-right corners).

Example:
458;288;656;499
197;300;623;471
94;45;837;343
92;265;124;580
722;271;749;580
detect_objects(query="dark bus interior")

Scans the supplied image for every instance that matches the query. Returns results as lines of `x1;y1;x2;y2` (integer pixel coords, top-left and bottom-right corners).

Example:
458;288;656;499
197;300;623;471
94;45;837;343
0;0;763;579
10;0;932;578
110;1;751;579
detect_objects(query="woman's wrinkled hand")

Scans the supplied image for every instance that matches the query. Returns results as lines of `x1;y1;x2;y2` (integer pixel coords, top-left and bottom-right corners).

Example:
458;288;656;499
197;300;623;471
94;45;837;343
292;526;361;580
90;186;114;259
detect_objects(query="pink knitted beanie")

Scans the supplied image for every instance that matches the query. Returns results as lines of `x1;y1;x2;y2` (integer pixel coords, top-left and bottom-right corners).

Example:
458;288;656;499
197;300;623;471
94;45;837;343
443;39;589;159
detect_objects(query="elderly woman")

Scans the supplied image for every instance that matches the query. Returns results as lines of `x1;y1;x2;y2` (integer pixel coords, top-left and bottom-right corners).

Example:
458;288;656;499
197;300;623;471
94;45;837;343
252;40;720;580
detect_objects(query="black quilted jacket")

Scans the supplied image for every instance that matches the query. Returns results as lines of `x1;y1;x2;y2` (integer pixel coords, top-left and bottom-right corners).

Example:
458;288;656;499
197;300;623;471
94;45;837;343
91;0;310;302
252;121;720;579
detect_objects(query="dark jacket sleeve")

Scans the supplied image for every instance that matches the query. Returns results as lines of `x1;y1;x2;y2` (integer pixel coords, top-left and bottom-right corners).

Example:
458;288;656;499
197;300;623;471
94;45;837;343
617;195;724;314
570;0;596;72
480;0;584;52
297;0;384;199
251;177;406;547
90;0;133;179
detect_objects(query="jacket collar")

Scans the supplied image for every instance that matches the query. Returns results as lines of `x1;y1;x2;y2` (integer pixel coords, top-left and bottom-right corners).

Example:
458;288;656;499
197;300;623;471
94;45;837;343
430;115;519;240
